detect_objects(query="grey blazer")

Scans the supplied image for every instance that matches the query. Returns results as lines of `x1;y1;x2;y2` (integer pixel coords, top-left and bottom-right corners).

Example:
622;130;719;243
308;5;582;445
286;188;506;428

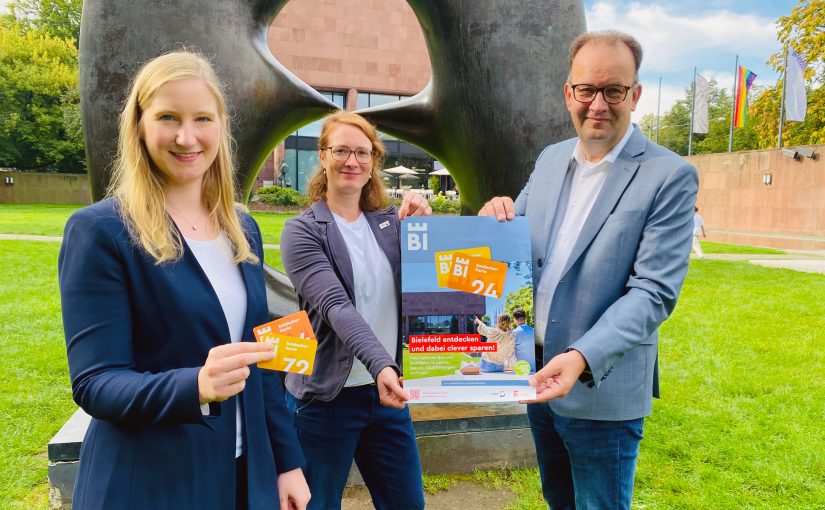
515;127;698;421
280;200;402;401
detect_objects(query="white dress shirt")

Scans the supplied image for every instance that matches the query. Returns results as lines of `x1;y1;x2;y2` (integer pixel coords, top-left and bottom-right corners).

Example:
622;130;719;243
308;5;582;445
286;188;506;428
535;125;636;346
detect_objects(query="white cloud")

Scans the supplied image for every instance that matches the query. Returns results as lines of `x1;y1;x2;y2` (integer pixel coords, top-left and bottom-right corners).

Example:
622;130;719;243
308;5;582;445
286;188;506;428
587;2;779;74
588;1;780;122
632;82;684;121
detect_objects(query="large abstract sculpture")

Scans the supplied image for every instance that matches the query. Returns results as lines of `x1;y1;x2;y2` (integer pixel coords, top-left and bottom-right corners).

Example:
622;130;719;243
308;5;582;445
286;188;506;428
79;0;586;314
358;0;585;213
79;0;337;203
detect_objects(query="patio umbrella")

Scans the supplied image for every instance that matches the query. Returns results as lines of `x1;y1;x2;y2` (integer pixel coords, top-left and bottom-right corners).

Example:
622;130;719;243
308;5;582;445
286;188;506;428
398;173;420;187
383;165;419;187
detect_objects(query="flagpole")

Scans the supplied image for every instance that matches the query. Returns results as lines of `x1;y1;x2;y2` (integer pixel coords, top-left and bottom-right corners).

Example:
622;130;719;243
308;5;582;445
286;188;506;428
778;46;788;148
689;67;697;156
728;55;738;153
655;76;662;143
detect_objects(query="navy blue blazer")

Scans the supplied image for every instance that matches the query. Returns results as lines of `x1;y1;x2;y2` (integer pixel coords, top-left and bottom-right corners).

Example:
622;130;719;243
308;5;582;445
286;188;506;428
58;198;303;509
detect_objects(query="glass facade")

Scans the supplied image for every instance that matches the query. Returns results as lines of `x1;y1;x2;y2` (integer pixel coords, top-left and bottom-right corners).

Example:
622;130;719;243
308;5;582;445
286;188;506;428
282;90;435;192
282;91;345;192
407;315;477;336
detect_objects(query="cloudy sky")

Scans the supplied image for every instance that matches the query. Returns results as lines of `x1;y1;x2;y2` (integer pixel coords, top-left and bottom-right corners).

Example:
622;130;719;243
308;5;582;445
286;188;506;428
582;0;798;121
1;0;796;123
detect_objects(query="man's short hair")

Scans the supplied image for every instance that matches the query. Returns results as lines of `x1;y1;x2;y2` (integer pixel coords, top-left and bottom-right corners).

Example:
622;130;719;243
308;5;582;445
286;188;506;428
512;308;527;321
568;30;643;82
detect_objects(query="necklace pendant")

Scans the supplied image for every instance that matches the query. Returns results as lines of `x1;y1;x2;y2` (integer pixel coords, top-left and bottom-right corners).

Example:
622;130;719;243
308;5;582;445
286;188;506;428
192;225;198;231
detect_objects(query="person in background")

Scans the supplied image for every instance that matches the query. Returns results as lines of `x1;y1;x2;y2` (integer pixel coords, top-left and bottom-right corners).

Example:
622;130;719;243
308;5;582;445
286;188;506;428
472;314;516;373
280;111;431;510
692;205;706;258
480;30;697;509
58;50;309;510
512;307;536;373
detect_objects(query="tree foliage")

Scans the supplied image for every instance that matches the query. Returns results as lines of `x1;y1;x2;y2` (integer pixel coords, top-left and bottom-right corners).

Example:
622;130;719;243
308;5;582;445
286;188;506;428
504;286;533;326
7;0;82;45
0;1;85;172
646;0;822;153
748;0;825;147
648;79;759;156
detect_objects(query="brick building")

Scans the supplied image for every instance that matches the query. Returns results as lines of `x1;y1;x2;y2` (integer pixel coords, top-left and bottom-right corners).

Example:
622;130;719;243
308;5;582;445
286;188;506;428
259;0;434;191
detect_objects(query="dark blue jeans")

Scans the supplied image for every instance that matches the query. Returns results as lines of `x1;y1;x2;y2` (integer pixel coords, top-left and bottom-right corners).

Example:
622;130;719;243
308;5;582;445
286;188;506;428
286;385;425;510
527;402;644;510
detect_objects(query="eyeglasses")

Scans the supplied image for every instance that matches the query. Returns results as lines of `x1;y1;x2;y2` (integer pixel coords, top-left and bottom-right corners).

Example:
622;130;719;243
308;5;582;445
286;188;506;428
321;146;374;164
570;84;635;104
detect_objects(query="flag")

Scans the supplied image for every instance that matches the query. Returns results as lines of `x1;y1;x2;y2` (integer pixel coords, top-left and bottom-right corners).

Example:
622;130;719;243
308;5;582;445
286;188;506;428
692;75;710;134
733;65;757;128
785;50;807;122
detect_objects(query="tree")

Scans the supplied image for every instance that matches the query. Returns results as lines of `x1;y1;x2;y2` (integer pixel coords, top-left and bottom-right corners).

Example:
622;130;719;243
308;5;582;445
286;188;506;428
747;0;824;147
428;175;440;194
504;286;533;326
0;23;84;171
6;0;82;45
647;78;759;155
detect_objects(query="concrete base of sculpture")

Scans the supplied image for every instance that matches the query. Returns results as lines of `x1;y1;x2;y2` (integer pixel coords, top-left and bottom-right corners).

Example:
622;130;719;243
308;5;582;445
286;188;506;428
48;403;535;508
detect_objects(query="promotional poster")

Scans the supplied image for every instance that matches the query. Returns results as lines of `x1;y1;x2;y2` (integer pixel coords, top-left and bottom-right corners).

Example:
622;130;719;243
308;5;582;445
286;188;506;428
401;216;535;403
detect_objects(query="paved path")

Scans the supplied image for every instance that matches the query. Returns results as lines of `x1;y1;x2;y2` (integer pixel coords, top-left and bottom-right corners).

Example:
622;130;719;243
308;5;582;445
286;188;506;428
0;233;63;242
0;233;281;250
698;250;825;275
342;481;517;510
4;233;823;275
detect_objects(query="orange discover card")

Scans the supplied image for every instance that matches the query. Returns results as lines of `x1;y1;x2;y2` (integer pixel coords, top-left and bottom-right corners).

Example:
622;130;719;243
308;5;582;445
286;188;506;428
253;310;318;375
445;254;508;298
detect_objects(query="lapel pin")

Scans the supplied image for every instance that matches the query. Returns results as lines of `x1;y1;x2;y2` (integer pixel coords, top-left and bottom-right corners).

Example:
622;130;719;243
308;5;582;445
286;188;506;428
379;220;390;230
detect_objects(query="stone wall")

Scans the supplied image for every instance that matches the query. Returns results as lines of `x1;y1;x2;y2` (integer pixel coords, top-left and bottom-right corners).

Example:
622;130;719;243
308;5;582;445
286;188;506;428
0;172;91;205
687;144;825;250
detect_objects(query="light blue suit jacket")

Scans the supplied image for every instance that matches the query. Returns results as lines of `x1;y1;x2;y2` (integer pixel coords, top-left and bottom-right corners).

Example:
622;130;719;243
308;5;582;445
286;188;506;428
514;127;698;421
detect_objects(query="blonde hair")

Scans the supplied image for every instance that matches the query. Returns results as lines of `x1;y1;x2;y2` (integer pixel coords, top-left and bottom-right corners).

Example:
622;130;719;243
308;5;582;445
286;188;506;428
497;313;512;332
305;111;388;212
107;50;257;265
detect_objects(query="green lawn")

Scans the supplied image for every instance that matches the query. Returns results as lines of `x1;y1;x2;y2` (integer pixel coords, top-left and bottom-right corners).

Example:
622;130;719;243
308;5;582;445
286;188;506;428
2;207;824;508
0;241;74;509
0;204;80;236
249;211;295;246
701;241;785;255
0;203;293;247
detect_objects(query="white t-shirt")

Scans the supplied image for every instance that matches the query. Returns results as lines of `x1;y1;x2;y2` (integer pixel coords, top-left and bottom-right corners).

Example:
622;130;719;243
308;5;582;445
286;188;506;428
332;212;399;387
186;233;247;458
693;213;704;236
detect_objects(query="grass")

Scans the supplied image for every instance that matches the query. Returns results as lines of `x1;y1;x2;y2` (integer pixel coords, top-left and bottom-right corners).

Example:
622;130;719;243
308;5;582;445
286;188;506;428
464;259;825;510
249;211;294;246
701;241;785;255
2;206;824;508
0;204;80;236
0;205;292;239
0;241;74;509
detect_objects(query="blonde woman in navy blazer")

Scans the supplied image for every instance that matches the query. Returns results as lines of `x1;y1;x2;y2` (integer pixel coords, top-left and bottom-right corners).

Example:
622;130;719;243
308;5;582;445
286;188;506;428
58;51;309;509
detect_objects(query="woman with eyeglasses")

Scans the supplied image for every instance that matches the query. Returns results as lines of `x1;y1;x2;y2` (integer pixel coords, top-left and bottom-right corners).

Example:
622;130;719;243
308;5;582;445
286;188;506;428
280;111;431;509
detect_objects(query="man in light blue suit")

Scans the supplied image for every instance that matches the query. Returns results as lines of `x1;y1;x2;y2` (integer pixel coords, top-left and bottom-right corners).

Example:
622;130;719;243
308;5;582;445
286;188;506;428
480;30;698;509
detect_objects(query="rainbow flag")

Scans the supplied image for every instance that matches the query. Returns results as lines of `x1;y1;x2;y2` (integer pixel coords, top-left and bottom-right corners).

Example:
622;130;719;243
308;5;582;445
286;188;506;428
733;65;757;128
